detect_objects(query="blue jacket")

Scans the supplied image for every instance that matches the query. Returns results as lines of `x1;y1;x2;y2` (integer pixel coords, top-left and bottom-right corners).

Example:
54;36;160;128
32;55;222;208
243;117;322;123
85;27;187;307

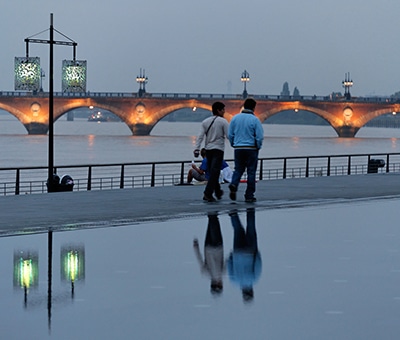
228;110;264;149
227;251;262;289
200;159;230;180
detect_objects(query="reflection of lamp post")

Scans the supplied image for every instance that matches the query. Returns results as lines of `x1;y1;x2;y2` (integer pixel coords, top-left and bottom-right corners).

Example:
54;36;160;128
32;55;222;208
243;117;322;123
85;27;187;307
241;69;250;99
342;72;353;100
136;68;148;97
13;250;39;308
61;245;85;298
23;13;79;192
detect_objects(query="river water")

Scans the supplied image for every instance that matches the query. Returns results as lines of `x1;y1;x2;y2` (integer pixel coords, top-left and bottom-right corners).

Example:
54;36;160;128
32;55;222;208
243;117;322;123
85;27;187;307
1;115;400;167
2;115;400;339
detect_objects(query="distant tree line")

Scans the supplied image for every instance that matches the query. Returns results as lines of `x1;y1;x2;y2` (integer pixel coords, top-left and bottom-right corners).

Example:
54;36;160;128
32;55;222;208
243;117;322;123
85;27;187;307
280;81;300;98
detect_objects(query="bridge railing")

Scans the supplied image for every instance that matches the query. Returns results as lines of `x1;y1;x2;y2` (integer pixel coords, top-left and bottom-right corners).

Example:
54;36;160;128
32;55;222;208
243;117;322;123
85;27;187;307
0;152;399;196
1;90;400;103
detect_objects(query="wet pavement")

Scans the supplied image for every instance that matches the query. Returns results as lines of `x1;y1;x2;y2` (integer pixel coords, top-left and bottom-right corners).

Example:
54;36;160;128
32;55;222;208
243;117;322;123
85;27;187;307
1;174;400;339
1;173;400;235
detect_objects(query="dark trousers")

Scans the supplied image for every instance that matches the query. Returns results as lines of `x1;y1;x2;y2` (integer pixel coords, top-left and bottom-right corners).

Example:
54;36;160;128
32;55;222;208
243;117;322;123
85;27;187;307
231;149;259;199
205;214;223;247
204;149;223;197
230;208;258;253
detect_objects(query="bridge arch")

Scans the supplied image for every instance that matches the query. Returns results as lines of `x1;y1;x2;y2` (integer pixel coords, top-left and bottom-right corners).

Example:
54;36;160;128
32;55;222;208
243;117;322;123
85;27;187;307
148;103;212;134
0;102;49;134
257;102;340;135
354;107;400;128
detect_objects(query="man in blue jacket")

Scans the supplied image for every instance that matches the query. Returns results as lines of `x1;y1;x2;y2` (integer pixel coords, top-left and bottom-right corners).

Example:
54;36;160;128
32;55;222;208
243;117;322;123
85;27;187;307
227;208;261;302
228;98;264;202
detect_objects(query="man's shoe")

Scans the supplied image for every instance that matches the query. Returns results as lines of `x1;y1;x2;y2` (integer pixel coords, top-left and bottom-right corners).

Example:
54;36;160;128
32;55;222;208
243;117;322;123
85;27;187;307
203;194;217;202
245;197;257;203
215;190;224;200
228;184;237;201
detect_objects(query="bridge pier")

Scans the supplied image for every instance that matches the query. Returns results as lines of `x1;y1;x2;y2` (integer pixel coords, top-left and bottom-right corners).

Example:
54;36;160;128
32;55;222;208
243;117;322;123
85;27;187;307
128;123;153;136
24;123;49;135
335;126;359;138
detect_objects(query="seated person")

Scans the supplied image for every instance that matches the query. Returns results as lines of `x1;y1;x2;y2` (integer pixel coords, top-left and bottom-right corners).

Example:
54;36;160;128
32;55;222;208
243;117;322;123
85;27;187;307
188;149;233;184
187;148;208;184
221;160;233;183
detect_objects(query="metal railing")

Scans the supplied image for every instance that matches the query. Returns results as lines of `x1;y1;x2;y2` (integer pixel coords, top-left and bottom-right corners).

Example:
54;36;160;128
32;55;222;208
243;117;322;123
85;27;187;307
1;90;400;103
1;152;399;196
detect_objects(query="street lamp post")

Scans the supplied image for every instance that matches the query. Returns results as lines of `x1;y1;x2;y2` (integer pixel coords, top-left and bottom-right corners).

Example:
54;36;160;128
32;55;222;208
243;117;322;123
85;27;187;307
40;68;45;92
136;68;148;97
241;69;250;98
23;13;78;192
342;72;353;100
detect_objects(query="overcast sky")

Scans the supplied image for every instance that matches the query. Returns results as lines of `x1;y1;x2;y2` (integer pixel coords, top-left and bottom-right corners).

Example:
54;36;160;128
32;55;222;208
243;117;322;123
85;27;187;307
1;0;400;97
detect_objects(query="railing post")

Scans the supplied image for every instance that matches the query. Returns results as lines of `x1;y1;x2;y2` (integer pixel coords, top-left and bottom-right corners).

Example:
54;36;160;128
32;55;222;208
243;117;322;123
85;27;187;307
327;156;331;176
120;164;125;189
151;163;155;187
347;156;351;175
305;158;309;177
15;169;20;195
386;154;390;173
87;166;92;191
259;159;263;181
180;162;185;185
283;158;287;179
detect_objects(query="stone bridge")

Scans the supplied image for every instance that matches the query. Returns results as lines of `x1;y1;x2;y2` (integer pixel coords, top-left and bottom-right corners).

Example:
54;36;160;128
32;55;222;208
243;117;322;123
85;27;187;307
0;91;399;137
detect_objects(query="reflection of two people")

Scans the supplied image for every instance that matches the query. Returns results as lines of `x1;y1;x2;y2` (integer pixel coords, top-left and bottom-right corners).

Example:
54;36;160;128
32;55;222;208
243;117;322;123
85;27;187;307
227;208;262;302
193;209;262;301
193;213;225;295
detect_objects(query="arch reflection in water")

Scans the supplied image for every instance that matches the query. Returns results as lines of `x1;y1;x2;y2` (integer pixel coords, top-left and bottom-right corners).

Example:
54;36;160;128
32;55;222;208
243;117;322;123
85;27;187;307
193;212;225;296
227;208;262;303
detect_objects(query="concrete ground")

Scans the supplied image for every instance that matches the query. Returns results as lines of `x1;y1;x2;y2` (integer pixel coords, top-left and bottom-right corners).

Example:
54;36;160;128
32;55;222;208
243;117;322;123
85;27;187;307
1;172;399;235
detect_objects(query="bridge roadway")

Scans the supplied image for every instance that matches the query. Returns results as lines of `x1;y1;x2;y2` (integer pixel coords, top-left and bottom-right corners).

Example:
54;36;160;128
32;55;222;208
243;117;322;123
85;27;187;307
1;173;399;236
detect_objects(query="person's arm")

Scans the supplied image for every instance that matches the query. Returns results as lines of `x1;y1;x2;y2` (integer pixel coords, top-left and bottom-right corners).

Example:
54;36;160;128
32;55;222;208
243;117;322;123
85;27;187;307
255;119;264;149
228;121;235;147
194;123;206;156
193;239;206;271
197;158;207;175
191;162;205;174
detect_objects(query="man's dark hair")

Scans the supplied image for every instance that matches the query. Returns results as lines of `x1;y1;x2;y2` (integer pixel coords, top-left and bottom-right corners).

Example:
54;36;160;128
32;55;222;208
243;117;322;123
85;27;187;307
243;98;256;111
212;101;225;115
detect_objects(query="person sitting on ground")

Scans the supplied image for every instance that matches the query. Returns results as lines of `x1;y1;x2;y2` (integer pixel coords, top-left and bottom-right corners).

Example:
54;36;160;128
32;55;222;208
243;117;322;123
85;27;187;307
187;148;208;184
221;160;233;183
188;149;232;184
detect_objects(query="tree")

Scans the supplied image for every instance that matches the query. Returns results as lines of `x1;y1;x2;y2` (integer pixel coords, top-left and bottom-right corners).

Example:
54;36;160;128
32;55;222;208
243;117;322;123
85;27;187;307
280;82;290;97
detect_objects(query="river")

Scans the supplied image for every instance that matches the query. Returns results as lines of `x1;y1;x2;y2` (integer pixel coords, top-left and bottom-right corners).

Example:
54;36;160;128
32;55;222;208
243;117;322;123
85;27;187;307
1;115;400;167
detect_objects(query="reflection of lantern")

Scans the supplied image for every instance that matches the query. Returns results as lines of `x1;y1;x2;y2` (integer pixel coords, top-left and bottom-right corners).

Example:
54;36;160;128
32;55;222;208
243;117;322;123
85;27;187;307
62;60;87;92
61;244;85;297
14;57;41;91
13;250;39;307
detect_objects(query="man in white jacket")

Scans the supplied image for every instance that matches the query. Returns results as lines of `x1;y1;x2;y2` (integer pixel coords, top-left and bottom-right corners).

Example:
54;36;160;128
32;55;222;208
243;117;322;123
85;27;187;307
194;101;228;202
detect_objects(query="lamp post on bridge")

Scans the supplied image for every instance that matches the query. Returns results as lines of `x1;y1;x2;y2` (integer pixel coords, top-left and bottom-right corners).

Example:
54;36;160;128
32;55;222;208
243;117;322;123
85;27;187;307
136;68;148;97
21;13;80;192
342;72;353;100
241;69;250;98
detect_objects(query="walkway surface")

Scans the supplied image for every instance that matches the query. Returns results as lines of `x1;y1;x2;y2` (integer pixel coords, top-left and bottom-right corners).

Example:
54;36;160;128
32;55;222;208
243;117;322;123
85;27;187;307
1;173;400;235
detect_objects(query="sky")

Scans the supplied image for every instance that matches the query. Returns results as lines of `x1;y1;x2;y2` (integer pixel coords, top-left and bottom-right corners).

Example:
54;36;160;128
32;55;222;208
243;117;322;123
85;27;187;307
1;0;400;97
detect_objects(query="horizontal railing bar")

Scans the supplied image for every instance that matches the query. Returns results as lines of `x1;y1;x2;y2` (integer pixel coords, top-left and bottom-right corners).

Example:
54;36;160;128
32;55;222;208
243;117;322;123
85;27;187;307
0;152;397;196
